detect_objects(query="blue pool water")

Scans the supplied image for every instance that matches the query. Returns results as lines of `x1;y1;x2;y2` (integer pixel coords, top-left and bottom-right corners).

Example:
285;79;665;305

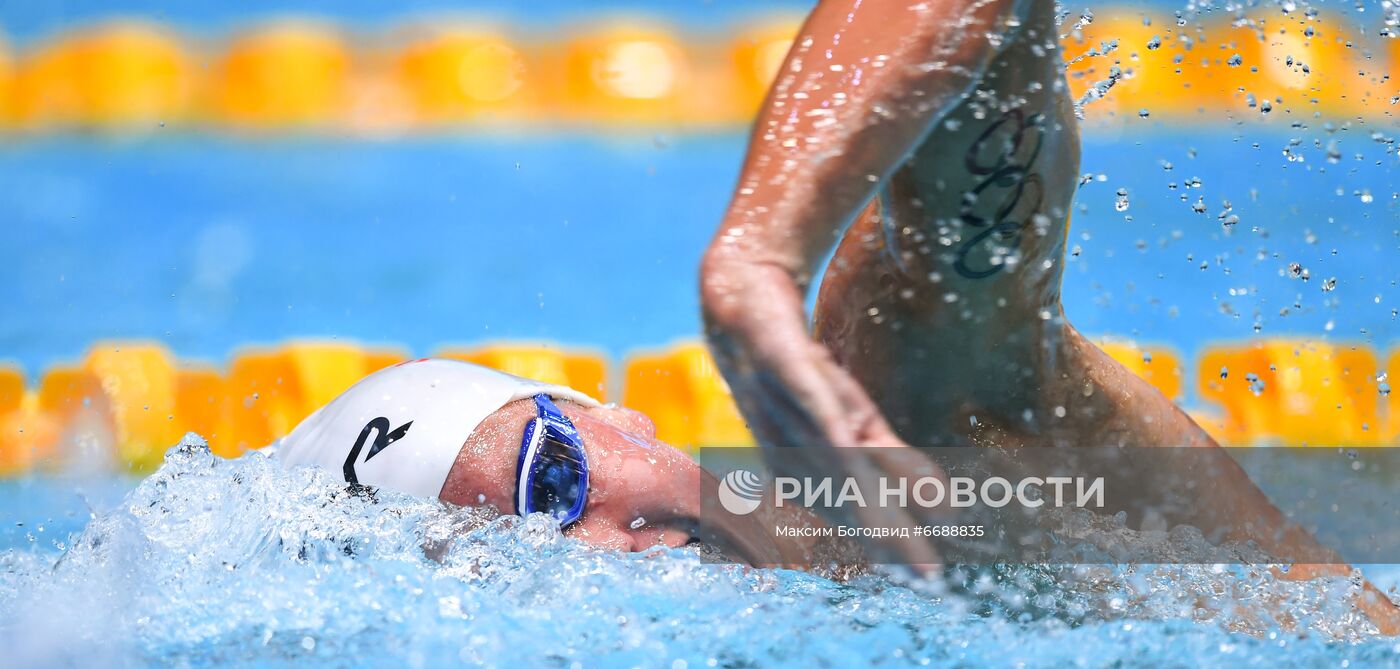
2;126;1397;405
3;438;1400;668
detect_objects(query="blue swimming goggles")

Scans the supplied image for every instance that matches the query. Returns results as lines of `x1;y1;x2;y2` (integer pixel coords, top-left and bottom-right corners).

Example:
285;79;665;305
514;393;589;528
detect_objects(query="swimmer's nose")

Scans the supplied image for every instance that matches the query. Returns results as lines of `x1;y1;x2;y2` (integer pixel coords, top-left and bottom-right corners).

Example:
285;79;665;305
566;457;783;565
564;487;700;554
565;409;781;564
583;457;782;564
567;449;702;552
561;419;703;552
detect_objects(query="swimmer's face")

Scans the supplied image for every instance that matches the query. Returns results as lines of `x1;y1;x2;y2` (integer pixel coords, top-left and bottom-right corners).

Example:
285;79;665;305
439;399;780;564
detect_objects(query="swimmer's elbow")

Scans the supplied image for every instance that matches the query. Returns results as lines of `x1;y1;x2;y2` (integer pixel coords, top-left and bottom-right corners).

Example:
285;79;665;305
699;251;804;327
699;250;750;326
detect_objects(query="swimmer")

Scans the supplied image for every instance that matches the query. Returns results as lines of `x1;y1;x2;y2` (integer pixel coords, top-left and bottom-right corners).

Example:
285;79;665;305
277;358;841;570
699;0;1400;631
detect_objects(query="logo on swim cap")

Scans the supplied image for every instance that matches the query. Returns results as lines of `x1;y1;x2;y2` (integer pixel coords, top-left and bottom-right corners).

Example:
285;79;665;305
718;469;764;516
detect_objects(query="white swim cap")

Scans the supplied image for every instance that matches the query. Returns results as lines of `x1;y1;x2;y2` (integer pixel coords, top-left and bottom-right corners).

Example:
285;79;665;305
277;358;600;498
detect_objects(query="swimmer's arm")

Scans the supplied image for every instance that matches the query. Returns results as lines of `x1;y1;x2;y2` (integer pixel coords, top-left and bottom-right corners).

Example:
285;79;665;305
700;0;1030;565
704;0;1028;282
702;0;1028;364
702;0;1027;476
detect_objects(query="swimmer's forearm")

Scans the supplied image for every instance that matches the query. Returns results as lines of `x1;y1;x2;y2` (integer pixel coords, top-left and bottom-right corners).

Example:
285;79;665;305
706;0;1025;284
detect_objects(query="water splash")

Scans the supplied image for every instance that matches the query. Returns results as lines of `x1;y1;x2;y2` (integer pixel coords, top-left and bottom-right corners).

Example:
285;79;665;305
1;435;1397;667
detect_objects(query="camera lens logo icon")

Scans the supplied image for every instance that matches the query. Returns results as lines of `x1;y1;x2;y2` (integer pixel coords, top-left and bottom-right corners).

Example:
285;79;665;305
718;469;764;516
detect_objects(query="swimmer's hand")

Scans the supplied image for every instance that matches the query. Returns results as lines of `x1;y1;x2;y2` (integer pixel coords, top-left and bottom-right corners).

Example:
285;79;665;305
701;257;944;569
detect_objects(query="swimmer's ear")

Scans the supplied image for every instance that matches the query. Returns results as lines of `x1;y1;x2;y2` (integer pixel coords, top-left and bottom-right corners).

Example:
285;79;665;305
589;405;658;439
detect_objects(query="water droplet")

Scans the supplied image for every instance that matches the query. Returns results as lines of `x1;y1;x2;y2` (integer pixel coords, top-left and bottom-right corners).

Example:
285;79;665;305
1114;188;1130;212
1245;373;1265;396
